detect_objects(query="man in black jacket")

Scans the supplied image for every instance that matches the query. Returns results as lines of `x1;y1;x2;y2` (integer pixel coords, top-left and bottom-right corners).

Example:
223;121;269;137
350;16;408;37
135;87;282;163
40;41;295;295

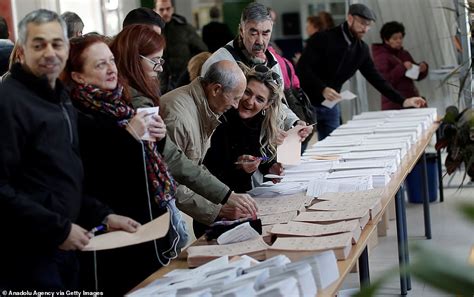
154;0;208;93
0;9;139;290
297;3;426;140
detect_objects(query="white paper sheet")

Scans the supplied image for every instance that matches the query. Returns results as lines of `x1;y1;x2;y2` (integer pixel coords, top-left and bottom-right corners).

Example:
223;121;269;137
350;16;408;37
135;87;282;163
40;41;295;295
321;90;357;108
136;106;159;141
405;64;420;80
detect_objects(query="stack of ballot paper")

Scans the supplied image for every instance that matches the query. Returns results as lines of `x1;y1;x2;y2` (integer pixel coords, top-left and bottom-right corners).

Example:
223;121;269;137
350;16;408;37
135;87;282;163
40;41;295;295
306;176;374;197
309;196;382;221
331;159;397;174
186;237;269;268
248;181;307;197
327;168;391;188
267;232;353;260
317;188;385;200
294;208;371;229
130;252;340;297
259;211;299;226
254;193;309;216
269;220;361;244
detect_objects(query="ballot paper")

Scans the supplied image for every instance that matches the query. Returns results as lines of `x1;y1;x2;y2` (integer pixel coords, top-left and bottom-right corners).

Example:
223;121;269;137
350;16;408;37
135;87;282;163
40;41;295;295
217;222;261;245
405;64;420;80
136;106;159;141
83;211;169;251
321;90;357;108
277;125;303;165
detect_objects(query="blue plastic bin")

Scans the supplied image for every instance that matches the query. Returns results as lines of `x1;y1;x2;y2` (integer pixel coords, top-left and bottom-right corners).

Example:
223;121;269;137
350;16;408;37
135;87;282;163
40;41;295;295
406;153;438;203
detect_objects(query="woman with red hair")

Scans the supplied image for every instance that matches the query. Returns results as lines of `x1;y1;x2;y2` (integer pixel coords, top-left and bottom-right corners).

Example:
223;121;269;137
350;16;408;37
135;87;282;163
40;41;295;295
63;33;180;295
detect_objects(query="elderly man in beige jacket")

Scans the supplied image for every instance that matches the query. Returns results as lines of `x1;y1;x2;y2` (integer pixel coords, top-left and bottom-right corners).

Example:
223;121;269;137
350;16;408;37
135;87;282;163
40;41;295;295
160;60;257;236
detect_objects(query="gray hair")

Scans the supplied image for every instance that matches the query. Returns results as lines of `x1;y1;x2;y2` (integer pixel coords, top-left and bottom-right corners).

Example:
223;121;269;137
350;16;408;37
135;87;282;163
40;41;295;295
202;61;242;92
240;2;272;25
18;9;68;46
61;11;84;38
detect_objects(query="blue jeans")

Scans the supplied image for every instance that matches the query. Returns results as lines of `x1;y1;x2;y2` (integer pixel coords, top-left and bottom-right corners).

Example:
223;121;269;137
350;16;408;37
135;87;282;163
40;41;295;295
315;104;341;140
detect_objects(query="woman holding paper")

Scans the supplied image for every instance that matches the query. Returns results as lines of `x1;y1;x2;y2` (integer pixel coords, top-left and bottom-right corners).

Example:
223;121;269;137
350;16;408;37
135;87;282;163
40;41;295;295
63;33;184;295
204;65;285;192
372;21;429;110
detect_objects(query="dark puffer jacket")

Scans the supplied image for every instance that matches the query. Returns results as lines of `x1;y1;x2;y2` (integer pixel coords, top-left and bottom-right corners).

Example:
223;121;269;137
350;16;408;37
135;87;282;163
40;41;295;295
372;43;428;110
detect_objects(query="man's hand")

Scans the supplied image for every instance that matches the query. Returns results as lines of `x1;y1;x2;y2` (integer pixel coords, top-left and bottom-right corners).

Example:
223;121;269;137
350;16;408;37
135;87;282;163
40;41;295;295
322;87;341;101
105;214;141;232
59;223;91;251
295;121;313;142
218;204;253;220
226;192;258;217
403;96;427;108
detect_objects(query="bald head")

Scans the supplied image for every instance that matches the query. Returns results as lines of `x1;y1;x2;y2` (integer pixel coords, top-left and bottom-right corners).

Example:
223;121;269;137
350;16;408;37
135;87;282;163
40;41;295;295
203;60;246;114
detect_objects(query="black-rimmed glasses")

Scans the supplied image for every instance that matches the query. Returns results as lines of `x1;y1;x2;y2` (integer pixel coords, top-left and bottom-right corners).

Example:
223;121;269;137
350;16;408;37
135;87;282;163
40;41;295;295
253;64;282;86
140;55;165;72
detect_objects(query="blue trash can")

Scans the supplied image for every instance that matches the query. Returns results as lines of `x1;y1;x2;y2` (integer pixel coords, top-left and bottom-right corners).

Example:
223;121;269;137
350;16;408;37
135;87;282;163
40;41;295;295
406;153;438;203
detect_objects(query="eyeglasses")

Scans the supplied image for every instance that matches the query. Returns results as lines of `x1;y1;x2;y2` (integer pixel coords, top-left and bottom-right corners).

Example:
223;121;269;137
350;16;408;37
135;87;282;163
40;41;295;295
140;55;165;72
353;16;372;29
253;64;282;86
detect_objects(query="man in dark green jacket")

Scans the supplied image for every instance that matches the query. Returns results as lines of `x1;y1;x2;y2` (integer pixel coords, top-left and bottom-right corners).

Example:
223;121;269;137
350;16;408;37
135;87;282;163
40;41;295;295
155;0;208;93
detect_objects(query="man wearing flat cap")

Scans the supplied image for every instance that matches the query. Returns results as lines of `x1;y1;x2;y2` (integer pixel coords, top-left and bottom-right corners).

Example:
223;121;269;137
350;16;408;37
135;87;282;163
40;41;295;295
297;3;426;140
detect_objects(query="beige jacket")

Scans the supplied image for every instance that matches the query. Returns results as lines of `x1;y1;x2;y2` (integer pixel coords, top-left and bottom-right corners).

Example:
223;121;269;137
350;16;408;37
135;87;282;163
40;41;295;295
160;78;223;224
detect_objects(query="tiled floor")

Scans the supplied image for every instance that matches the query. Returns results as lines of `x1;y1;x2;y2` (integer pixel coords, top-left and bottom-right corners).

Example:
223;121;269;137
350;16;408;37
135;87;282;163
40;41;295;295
339;176;474;296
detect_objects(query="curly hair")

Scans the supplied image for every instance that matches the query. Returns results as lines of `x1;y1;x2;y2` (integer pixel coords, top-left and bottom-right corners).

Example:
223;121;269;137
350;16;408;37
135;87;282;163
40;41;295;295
380;21;405;42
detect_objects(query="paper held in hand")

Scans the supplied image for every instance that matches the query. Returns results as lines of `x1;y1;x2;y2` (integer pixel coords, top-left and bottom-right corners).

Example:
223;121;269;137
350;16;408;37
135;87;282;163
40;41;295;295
137;106;159;141
83;211;170;251
321;90;357;109
405;64;420;80
277;125;303;165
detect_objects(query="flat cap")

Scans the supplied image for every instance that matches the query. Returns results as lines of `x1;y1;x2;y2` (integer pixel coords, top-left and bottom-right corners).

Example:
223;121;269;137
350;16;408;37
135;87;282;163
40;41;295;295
123;7;165;29
348;4;376;21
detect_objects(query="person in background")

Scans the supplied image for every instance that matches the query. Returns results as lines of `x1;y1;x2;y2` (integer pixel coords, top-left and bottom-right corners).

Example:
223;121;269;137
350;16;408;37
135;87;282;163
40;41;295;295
161;60;258;237
318;11;335;31
204;64;285;192
202;6;234;53
306;15;322;37
0;10;138;290
61;11;84;38
154;0;208;93
63;33;178;295
0;16;13;75
372;21;429;110
122;7;165;34
293;16;322;65
297;3;426;141
176;51;212;87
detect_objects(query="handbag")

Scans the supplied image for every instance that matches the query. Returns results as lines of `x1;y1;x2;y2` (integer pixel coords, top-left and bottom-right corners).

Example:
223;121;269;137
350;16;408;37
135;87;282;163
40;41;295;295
282;60;317;125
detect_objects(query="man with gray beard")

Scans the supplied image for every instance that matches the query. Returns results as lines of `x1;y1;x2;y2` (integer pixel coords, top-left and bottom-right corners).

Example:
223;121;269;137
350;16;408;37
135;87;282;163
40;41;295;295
201;2;313;133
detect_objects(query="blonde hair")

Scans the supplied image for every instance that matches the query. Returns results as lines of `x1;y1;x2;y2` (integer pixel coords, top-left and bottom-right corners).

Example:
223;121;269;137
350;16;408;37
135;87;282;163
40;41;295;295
240;63;285;160
187;52;211;81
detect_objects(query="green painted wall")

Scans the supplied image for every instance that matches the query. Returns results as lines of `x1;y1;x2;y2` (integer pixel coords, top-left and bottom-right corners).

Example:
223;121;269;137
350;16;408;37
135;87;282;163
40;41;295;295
223;0;252;36
140;0;154;9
